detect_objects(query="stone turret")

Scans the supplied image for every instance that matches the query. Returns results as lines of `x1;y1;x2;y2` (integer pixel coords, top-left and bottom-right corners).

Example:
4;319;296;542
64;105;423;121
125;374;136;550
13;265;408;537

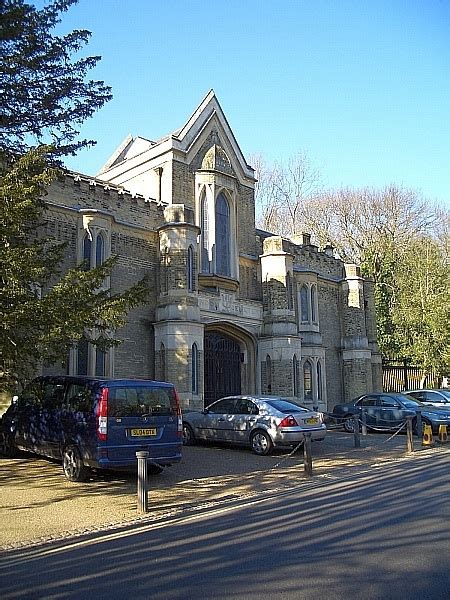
155;204;204;408
340;264;374;401
258;236;302;399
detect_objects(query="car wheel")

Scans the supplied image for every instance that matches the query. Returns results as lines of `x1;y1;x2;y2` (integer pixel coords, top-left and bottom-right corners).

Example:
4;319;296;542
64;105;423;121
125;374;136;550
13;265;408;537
147;463;164;475
62;445;90;482
0;430;18;458
182;423;196;446
344;415;358;433
250;430;273;455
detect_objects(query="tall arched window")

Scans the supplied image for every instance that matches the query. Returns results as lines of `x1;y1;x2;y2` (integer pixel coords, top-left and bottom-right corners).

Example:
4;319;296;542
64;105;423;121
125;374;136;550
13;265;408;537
77;338;89;376
187;246;195;292
95;346;106;377
96;233;105;267
201;194;209;273
303;360;313;401
191;343;199;394
317;361;322;402
83;235;92;270
293;355;299;397
266;355;272;394
215;192;230;276
300;285;309;322
83;231;106;270
311;285;317;322
160;343;166;381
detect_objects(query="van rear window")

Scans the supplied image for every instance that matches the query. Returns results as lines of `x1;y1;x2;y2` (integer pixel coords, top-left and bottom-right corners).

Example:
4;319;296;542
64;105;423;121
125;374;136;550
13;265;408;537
107;386;176;417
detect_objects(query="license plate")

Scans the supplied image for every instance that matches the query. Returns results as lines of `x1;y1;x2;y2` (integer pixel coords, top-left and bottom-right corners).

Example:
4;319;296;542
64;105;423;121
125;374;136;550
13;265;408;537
130;428;157;437
305;418;318;425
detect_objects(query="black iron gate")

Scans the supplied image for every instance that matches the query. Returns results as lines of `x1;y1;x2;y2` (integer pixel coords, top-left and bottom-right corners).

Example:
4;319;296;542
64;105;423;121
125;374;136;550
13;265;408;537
204;332;241;406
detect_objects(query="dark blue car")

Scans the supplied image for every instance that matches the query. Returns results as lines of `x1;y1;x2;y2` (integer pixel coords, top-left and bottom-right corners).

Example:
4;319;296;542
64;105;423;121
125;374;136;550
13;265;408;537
332;392;450;434
0;376;183;481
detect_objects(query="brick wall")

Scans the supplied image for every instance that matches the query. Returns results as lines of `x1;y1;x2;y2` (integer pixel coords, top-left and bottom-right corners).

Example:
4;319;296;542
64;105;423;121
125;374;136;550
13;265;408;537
172;161;195;208
318;284;343;408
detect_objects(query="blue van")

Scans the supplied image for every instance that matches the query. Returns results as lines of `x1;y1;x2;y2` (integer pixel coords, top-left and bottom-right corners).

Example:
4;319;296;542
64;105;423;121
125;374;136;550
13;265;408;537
0;376;183;482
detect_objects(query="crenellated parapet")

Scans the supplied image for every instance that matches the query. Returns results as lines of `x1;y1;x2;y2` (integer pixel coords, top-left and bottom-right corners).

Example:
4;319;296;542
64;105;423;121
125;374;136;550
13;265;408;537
45;170;166;232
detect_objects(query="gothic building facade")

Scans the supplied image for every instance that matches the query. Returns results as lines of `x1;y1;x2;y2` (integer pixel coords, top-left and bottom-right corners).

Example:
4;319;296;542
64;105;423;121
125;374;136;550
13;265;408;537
43;91;382;411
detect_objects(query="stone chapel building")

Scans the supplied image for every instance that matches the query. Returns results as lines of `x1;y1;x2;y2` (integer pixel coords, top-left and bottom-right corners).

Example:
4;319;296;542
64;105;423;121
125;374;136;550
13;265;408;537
43;90;382;411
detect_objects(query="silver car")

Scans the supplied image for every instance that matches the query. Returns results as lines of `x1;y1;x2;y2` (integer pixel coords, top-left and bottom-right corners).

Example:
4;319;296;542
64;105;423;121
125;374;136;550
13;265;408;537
182;395;326;455
405;389;450;408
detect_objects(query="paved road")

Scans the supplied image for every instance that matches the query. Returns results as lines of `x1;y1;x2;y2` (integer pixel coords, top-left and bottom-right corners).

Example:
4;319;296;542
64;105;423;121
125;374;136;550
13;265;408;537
0;430;417;548
1;450;449;599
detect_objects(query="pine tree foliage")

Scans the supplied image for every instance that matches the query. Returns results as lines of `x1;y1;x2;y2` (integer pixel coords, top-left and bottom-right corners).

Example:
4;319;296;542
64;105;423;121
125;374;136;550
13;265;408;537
1;0;112;156
0;1;148;391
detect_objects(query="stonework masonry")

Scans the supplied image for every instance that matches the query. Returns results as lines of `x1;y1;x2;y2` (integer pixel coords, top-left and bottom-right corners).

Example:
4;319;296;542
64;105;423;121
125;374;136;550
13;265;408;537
39;91;381;411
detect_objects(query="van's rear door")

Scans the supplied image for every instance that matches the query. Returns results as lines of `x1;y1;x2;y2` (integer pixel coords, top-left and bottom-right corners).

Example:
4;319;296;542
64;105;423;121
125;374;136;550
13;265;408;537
105;383;180;463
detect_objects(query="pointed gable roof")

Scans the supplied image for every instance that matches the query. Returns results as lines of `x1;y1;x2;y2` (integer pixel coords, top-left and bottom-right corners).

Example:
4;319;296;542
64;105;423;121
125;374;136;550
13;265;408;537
97;135;155;175
97;91;255;185
171;90;254;181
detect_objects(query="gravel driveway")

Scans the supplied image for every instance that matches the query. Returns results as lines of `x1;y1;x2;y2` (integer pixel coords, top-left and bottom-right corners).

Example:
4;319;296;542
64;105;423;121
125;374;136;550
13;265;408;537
1;431;445;549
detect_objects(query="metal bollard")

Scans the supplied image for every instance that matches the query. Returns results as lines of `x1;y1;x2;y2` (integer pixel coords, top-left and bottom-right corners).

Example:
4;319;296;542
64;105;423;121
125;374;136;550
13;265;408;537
406;416;414;453
303;432;313;477
136;451;149;513
415;410;422;438
361;409;367;436
353;415;361;448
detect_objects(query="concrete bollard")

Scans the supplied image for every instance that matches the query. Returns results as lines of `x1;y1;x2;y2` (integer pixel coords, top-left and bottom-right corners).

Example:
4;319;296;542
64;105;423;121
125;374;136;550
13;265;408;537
353;415;361;448
406;416;414;453
361;409;367;436
136;451;149;513
303;432;313;477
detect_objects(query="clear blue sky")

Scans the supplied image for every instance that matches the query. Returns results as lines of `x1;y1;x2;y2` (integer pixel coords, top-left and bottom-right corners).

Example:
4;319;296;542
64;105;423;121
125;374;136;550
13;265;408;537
57;0;450;207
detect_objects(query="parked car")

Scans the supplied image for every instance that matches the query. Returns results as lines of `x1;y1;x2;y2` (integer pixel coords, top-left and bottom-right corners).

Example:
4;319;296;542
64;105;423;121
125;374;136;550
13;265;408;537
332;392;450;434
182;395;326;455
405;389;450;407
0;376;182;482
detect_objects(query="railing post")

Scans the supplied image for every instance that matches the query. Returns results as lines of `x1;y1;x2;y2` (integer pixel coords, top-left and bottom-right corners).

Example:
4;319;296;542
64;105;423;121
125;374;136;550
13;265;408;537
353;415;361;448
406;416;414;453
136;451;149;513
403;358;409;391
415;410;422;439
361;409;367;436
303;432;313;477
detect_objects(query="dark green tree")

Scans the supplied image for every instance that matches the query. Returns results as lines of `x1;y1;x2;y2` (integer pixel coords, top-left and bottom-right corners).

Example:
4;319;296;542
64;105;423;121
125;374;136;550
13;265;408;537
1;0;112;156
392;235;450;380
1;1;148;391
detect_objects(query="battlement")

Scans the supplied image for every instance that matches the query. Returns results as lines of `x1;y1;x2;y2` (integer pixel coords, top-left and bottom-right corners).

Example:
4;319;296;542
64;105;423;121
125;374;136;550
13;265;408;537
45;170;166;231
64;170;162;208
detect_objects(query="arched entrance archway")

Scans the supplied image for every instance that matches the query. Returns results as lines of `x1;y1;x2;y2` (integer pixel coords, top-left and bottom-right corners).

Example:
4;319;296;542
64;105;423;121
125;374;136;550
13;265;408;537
204;331;241;406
